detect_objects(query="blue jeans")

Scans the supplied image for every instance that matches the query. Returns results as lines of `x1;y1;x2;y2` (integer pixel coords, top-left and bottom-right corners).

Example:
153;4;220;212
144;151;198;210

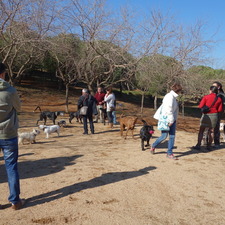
152;121;176;155
112;111;117;124
107;111;113;123
1;137;20;204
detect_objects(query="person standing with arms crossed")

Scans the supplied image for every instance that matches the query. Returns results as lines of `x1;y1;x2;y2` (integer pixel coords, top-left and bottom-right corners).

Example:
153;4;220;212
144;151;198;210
0;63;25;210
94;86;105;123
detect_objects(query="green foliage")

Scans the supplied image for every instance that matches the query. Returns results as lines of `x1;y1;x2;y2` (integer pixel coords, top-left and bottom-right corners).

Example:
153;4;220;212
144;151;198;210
188;65;225;80
136;54;182;96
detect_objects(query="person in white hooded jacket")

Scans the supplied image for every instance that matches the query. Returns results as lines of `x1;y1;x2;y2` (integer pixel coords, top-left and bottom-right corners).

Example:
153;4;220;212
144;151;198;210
150;83;182;160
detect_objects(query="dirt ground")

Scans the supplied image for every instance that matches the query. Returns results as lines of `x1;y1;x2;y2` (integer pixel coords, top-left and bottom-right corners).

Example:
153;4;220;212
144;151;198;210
1;87;225;225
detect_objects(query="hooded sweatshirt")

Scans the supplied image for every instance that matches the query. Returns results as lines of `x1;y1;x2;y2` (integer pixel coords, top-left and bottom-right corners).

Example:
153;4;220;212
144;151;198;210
0;79;21;139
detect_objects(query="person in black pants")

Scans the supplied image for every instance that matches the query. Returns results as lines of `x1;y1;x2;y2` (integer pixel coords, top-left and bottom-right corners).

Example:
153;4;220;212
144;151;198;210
78;89;98;134
212;81;225;148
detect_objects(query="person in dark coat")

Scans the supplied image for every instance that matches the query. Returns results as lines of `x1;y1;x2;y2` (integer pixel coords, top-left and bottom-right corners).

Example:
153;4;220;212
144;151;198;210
212;81;225;148
78;89;98;134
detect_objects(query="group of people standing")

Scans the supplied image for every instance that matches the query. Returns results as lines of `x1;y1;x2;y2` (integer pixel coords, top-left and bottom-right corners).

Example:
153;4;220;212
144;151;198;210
0;55;224;210
193;82;225;151
151;81;225;160
77;86;117;135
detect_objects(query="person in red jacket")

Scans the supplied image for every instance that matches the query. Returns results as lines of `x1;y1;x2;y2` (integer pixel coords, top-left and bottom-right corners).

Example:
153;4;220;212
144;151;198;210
193;86;223;151
94;86;105;123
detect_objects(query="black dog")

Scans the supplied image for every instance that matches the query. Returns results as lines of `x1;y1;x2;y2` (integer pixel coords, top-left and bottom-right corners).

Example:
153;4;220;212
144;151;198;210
99;108;107;125
34;106;64;125
140;119;154;151
69;111;83;124
58;120;67;127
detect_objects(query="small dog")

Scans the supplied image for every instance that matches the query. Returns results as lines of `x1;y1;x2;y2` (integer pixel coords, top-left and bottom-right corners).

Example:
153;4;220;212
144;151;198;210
69;111;83;123
39;125;60;138
119;114;138;139
220;122;225;142
201;128;209;146
34;106;64;125
18;129;40;144
140;120;154;151
58;120;66;127
99;108;107;125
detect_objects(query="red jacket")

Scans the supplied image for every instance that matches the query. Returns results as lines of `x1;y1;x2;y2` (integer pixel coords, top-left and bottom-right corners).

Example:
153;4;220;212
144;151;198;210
94;92;105;105
199;93;223;113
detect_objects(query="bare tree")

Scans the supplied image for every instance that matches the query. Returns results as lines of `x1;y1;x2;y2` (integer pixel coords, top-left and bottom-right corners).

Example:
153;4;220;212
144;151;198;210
49;33;81;112
0;0;57;84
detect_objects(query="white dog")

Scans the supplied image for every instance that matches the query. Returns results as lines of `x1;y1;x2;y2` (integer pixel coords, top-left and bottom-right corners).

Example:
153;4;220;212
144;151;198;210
202;128;209;146
18;129;40;144
220;122;225;142
39;125;60;138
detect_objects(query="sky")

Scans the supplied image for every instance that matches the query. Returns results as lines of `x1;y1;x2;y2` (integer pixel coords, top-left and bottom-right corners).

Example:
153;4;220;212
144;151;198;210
105;0;225;69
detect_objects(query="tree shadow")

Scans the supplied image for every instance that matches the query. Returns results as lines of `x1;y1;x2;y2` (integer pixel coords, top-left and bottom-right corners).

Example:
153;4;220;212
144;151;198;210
27;166;157;207
0;155;83;184
56;134;74;138
95;129;121;134
34;140;57;144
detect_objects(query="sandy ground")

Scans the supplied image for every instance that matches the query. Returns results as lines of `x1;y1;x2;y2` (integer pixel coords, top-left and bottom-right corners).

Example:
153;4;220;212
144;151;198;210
1;88;225;225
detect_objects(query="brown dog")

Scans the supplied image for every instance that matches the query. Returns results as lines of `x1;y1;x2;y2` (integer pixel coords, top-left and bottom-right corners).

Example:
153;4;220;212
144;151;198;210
119;115;138;139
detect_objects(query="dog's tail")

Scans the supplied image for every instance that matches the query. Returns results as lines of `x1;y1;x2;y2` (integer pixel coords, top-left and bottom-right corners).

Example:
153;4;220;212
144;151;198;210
134;117;138;124
33;106;42;112
141;119;148;125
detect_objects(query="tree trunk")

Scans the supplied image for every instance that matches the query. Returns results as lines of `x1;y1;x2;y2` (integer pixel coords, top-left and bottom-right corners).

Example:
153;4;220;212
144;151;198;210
154;94;158;110
182;99;185;117
119;82;123;96
141;92;144;116
88;84;95;95
65;84;69;113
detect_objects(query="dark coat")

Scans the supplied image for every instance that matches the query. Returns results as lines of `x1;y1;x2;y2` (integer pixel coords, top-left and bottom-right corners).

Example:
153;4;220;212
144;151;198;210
78;94;98;116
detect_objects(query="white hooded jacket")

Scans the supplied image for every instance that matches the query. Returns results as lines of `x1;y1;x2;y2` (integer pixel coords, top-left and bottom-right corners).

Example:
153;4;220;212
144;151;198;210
154;90;179;124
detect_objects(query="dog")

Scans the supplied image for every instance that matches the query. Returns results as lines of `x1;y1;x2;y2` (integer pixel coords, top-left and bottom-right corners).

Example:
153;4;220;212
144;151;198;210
58;120;66;127
220;122;225;142
18;129;40;144
39;125;60;138
69;111;83;123
34;106;64;125
140;120;154;151
99;108;107;125
119;114;138;139
202;128;209;146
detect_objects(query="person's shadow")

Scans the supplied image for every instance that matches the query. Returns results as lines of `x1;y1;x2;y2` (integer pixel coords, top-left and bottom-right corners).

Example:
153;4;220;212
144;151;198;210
0;155;83;183
27;166;157;207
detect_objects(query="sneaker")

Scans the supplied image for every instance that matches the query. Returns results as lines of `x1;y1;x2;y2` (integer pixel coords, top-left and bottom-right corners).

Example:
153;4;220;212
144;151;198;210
167;154;178;160
150;148;155;154
83;132;88;135
213;144;220;149
11;199;26;210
